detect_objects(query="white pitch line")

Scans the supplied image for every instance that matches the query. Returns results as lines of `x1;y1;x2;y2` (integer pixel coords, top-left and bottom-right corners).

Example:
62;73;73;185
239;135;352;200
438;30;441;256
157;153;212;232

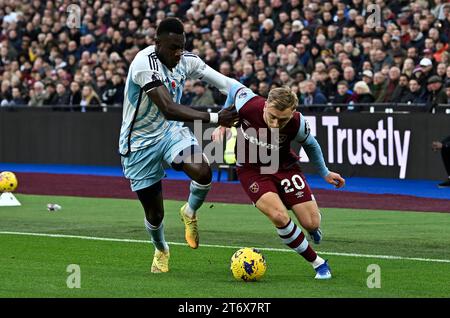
1;231;450;264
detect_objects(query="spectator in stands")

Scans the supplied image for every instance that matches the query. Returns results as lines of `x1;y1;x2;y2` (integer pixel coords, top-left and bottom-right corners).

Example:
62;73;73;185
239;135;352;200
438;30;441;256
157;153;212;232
0;79;11;105
391;74;411;103
44;83;57;106
431;136;450;188
68;81;82;107
239;63;255;87
0;0;447;111
286;52;305;78
53;83;70;106
384;67;401;102
191;81;215;107
402;58;416;78
361;70;374;90
323;64;341;103
28;81;47;107
342;66;357;90
108;74;125;106
352;81;375;109
426;75;448;112
373;49;393;73
446;81;450;104
265;52;278;79
333;80;354;112
409;26;425;51
387;36;406;60
436;62;448;82
258;81;270;98
9;87;27;106
419;58;435;86
180;80;195;106
402;78;427;104
373;72;388;103
301;80;327;111
80;85;101;112
95;75;110;106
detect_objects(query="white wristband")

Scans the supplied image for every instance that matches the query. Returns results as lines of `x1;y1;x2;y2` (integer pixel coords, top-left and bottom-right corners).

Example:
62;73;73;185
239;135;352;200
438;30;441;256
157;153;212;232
209;112;219;124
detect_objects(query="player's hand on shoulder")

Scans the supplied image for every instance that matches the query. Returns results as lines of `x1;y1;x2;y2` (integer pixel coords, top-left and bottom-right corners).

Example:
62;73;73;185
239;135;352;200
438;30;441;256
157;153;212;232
212;126;227;142
324;172;345;188
218;104;239;127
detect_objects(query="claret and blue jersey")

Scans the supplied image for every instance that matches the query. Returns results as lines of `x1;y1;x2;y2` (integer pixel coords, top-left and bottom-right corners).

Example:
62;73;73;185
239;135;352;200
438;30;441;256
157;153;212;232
225;82;330;177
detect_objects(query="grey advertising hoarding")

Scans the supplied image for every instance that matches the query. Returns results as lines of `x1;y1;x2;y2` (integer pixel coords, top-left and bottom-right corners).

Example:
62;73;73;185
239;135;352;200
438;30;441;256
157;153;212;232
0;110;448;180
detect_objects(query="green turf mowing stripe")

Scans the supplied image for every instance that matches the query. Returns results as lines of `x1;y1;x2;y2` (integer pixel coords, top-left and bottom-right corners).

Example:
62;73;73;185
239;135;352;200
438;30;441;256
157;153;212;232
1;234;450;297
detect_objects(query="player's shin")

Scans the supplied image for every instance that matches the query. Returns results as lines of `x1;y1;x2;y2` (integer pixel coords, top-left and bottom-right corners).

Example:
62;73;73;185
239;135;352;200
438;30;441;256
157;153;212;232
276;219;325;268
144;218;169;252
185;180;211;217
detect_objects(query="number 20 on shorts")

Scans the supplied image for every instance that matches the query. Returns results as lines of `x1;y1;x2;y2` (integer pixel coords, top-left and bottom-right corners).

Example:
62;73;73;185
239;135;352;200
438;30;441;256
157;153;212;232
281;175;305;193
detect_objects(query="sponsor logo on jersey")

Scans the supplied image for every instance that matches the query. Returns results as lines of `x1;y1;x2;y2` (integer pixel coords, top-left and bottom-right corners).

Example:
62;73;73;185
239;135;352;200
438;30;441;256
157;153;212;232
240;127;281;151
275;134;287;143
295;191;304;198
152;73;161;81
238;90;248;99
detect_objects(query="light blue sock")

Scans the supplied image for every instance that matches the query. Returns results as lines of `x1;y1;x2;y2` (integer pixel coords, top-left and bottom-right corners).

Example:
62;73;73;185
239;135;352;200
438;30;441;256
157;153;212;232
187;181;211;216
144;219;169;252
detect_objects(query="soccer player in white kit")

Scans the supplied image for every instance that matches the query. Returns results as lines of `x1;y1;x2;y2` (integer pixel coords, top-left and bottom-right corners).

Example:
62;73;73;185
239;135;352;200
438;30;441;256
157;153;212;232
119;18;238;273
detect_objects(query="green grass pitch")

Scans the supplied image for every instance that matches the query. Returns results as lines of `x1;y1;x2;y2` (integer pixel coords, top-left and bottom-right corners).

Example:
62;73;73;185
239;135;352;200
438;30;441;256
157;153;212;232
0;194;449;297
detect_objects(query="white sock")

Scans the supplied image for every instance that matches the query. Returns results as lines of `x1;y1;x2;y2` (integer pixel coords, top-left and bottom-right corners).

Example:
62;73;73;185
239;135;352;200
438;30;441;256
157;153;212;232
311;255;325;269
184;203;196;218
144;219;169;252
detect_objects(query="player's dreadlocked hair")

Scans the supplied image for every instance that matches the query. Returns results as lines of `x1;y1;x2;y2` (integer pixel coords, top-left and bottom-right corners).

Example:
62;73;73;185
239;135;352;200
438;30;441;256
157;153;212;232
267;87;299;111
156;18;184;36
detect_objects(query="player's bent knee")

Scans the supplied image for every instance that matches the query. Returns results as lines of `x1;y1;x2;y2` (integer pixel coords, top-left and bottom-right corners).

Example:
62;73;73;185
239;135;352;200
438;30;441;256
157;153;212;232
268;209;290;228
193;165;212;185
146;213;164;226
302;216;320;232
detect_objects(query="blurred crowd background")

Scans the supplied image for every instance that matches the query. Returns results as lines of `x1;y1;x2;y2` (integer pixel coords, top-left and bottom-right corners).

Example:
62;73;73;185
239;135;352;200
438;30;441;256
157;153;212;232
0;0;450;112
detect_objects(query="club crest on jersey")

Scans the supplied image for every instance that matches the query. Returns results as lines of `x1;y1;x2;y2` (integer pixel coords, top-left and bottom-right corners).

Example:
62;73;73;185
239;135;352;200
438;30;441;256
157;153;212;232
249;182;259;193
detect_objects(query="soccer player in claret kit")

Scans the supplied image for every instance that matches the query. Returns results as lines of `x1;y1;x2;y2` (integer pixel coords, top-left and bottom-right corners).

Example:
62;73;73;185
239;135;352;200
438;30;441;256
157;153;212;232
214;84;345;279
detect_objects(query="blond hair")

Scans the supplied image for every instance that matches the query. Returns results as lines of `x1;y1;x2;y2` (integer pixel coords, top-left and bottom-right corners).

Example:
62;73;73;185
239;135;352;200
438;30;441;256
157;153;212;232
267;86;299;111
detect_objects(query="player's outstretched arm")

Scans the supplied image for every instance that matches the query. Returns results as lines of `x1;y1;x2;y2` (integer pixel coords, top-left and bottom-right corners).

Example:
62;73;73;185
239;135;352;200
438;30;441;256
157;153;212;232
147;86;238;127
302;136;345;188
200;65;243;96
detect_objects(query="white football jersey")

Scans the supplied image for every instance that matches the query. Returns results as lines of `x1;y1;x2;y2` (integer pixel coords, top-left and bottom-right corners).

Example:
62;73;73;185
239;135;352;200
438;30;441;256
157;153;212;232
118;45;208;156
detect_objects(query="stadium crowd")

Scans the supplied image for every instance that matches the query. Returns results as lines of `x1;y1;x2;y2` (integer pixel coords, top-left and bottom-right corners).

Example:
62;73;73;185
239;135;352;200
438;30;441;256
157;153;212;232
0;0;450;112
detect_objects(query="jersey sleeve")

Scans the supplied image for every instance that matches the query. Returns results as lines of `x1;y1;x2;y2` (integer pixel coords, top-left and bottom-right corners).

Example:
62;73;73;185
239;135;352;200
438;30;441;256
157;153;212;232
131;53;163;93
295;115;330;178
222;83;257;112
183;52;257;108
184;53;209;80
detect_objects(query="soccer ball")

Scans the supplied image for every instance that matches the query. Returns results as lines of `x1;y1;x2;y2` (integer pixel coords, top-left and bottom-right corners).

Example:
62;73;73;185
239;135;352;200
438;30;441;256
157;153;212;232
230;247;267;282
0;171;18;193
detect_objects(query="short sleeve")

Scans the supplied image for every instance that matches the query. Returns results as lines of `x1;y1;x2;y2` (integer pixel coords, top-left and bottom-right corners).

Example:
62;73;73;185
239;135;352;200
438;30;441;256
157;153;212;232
131;53;163;92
